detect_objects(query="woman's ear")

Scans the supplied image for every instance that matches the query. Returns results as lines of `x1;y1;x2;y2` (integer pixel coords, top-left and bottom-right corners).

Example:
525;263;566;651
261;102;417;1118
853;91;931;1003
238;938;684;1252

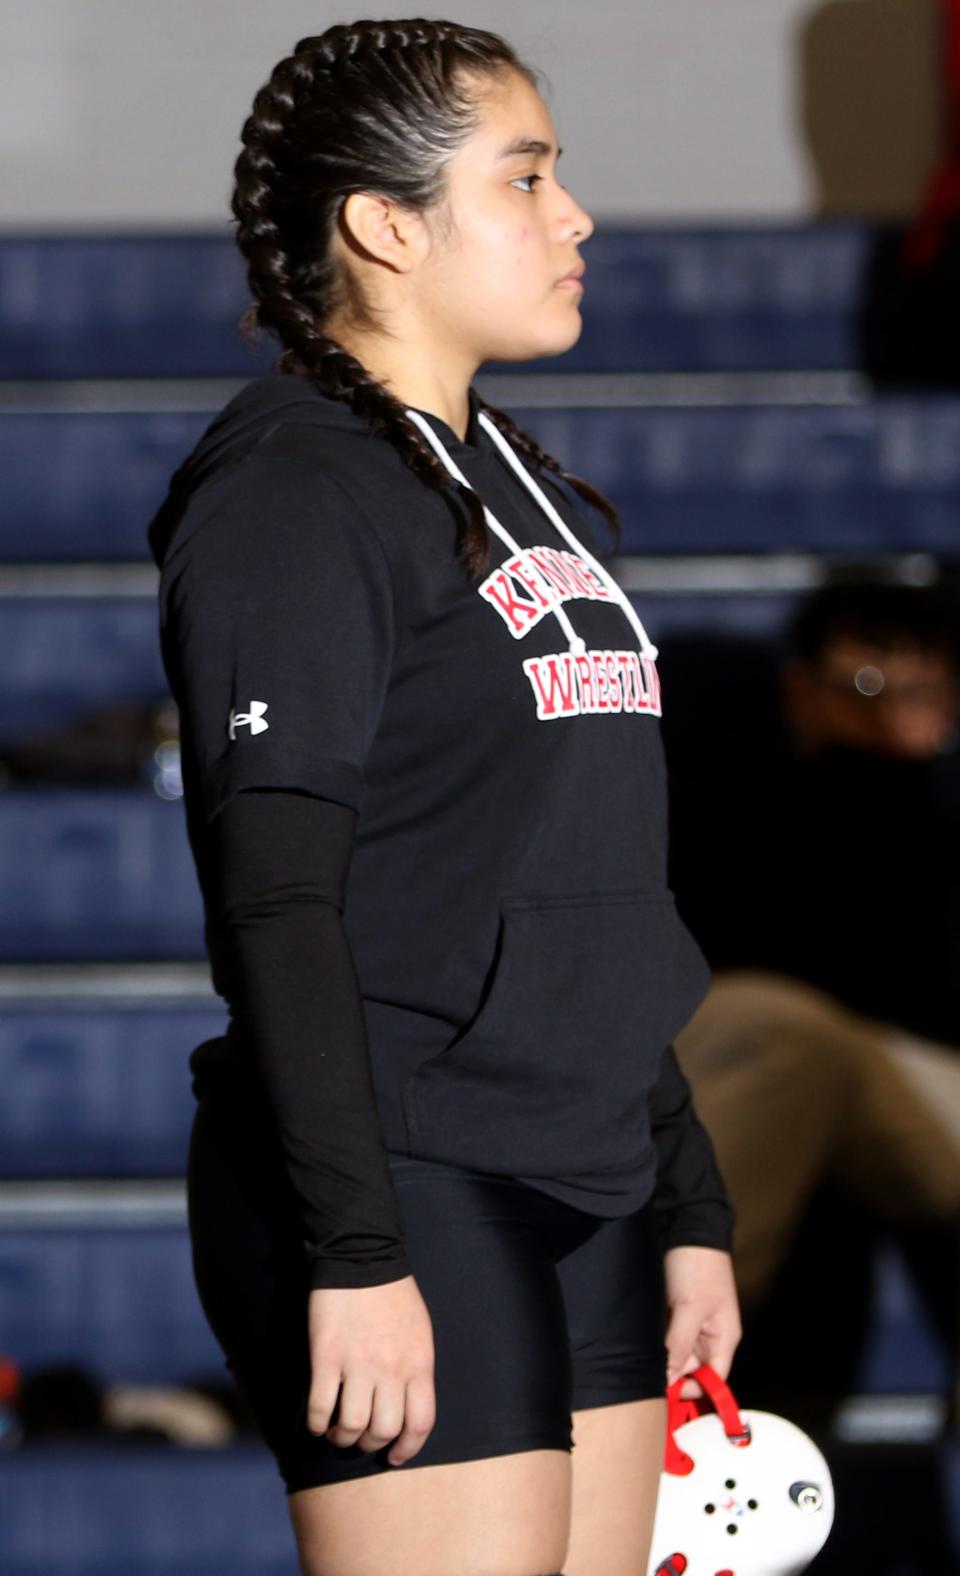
338;192;425;274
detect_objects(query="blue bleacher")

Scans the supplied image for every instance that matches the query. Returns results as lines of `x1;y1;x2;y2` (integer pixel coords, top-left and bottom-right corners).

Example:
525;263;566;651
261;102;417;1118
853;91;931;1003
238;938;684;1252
855;1245;955;1396
2;227;957;1573
0;1446;296;1576
7;399;960;562
0;1224;223;1384
0;791;205;960
2;410;208;561
0;1216;951;1397
0;590;802;749
0;227;868;379
5;1436;958;1576
0;598;166;743
0;1002;223;1176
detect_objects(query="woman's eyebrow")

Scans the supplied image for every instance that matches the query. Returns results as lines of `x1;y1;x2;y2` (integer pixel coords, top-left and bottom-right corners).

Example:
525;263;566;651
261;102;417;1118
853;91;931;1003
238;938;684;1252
496;136;563;161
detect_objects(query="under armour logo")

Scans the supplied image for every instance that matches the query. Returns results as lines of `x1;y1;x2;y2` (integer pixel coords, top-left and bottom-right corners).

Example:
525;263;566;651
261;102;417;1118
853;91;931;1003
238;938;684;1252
228;700;269;739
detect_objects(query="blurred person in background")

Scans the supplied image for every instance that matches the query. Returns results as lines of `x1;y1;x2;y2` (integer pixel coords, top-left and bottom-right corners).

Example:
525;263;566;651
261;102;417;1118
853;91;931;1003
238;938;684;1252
148;18;738;1576
666;579;960;1417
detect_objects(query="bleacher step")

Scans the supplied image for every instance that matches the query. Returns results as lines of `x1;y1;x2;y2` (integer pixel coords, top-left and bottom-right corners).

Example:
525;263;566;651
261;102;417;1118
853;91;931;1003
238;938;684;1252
6;400;960;562
0;986;221;1174
0;1191;950;1396
0;227;873;379
0;1444;295;1576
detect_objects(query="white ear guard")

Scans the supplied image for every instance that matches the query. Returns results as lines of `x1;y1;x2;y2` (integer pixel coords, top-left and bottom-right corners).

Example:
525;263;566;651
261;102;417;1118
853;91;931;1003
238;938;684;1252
647;1364;835;1576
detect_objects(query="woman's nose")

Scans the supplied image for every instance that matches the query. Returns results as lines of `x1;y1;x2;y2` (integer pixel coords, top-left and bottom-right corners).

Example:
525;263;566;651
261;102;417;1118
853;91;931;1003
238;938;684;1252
570;197;594;240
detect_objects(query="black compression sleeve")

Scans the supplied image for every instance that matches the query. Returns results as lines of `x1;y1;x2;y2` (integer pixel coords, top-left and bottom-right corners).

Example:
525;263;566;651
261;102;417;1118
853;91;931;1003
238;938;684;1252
648;1042;735;1254
211;787;413;1291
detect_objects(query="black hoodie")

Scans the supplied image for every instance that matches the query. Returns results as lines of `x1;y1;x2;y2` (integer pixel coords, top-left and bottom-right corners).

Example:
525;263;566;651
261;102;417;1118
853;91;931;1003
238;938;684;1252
149;373;732;1279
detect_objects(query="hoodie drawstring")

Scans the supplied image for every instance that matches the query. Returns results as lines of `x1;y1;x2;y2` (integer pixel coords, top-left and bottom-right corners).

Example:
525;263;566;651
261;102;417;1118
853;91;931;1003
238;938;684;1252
405;406;657;661
476;412;658;660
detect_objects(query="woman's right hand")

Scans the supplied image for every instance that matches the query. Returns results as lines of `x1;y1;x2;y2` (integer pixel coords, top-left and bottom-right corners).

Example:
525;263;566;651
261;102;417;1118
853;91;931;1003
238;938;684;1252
306;1275;436;1466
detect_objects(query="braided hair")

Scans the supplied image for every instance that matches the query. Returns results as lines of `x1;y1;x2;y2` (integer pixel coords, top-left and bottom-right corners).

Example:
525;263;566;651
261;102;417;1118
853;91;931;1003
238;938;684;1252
231;17;620;579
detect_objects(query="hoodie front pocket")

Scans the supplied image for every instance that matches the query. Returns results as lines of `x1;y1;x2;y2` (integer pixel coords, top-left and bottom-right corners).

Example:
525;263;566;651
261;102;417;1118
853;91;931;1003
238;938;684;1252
403;888;709;1176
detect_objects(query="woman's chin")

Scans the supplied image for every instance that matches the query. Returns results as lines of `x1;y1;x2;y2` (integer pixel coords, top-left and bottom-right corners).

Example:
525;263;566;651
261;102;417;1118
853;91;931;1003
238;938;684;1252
543;301;586;353
488;314;585;366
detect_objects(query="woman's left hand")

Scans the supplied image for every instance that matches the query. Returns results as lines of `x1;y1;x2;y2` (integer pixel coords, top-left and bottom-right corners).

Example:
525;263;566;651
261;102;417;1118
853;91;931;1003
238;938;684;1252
663;1245;742;1398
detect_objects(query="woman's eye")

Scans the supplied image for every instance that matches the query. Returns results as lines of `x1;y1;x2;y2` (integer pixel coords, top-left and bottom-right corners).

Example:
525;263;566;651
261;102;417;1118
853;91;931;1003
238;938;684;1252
511;173;542;194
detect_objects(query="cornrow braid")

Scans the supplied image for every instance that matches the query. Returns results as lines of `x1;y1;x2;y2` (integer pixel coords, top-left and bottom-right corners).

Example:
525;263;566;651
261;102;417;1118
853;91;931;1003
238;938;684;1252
231;17;619;579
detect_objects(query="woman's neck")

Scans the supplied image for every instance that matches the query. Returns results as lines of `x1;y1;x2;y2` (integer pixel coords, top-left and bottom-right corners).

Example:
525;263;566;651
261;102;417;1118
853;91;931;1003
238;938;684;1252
323;319;476;441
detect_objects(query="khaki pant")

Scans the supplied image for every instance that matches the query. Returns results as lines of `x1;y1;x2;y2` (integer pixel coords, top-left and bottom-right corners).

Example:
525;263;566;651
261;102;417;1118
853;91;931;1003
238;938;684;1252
674;970;960;1310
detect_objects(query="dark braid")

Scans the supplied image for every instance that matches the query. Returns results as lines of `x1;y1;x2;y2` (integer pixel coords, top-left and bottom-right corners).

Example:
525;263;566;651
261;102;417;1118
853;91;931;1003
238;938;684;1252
231;18;619;579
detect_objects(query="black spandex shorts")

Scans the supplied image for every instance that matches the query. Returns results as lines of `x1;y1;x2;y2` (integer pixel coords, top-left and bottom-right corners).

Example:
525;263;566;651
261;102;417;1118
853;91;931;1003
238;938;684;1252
187;1083;668;1494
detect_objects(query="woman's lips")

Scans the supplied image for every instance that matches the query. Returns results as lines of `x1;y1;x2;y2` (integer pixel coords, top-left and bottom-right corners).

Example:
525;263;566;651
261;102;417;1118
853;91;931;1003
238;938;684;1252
556;276;585;290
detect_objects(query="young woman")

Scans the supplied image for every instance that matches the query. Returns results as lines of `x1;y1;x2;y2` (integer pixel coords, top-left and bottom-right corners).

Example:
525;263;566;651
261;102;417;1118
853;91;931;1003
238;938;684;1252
148;19;741;1576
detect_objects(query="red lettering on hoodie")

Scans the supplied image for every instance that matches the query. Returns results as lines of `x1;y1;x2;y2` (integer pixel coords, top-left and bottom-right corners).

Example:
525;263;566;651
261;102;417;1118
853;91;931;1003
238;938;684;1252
478;570;541;636
504;554;553;610
525;546;579;600
479;546;617;639
642;654;662;712
616;652;638;712
574;653;596;710
523;649;662;721
561;551;605;599
605;650;623;712
522;654;579;718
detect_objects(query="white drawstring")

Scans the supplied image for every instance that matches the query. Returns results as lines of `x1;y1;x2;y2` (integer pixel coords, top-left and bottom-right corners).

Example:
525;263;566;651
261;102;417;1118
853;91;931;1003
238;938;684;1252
404;404;657;660
405;406;586;655
476;411;658;660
